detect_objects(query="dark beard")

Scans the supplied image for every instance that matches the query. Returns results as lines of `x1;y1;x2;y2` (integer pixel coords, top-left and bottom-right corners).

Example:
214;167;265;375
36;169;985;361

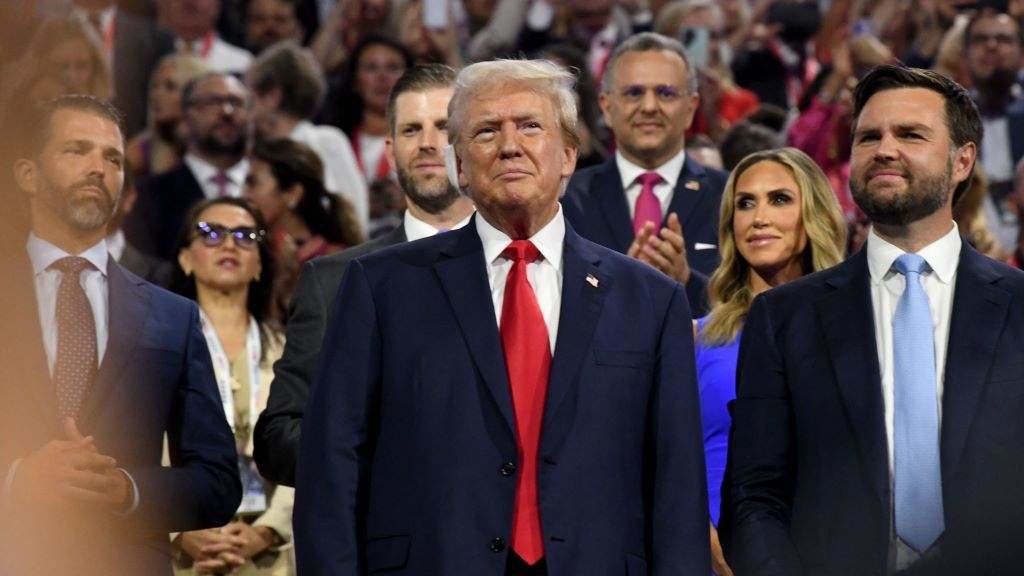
397;168;460;215
851;159;951;227
197;132;246;158
154;119;180;145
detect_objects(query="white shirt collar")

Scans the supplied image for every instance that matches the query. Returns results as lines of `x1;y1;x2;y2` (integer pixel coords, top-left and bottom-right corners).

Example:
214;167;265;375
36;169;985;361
27;232;109;277
403;210;474;242
105;229;126;262
866;222;961;285
616;148;686;191
475;205;565;272
290;120;315;140
184;153;249;189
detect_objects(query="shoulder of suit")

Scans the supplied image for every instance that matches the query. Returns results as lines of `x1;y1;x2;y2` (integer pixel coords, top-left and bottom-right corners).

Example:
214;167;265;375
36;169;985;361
115;261;195;313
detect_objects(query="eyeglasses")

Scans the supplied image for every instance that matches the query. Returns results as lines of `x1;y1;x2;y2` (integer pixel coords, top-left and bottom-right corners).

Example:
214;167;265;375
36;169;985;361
193;221;266;249
616;84;687;103
968;33;1020;46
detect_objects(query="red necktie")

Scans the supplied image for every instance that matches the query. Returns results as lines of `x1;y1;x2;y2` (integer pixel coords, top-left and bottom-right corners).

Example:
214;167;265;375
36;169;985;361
633;171;664;236
500;240;550;565
51;257;98;420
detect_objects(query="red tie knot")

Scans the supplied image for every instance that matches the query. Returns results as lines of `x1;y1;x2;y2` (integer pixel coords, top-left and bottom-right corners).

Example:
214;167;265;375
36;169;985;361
636;171;664;188
502;240;542;264
51;256;93;277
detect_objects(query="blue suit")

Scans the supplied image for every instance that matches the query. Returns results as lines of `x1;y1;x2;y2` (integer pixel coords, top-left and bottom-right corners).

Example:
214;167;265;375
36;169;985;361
561;158;728;317
0;258;241;575
295;218;709;575
720;245;1024;575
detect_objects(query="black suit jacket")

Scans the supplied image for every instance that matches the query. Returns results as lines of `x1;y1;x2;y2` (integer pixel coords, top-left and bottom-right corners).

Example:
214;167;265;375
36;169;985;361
0;251;240;575
720;245;1024;576
113;11;176;138
254;225;406;486
125;163;205;260
562;157;728;317
118;241;173;288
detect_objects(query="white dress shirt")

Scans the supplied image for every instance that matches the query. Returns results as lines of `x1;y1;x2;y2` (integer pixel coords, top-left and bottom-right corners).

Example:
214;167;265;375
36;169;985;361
403;210;474;242
617;148;687;220
184;153;249;200
176;35;253;74
290;121;369;231
866;224;961;473
476;208;565;354
27;234;110;374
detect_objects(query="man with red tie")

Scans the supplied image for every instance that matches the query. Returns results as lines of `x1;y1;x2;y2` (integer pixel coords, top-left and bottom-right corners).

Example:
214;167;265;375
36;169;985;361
294;59;709;575
562;32;729;317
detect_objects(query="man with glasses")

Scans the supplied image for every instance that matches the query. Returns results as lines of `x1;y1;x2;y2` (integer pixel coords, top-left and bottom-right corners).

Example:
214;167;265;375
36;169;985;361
563;32;728;316
126;72;252;261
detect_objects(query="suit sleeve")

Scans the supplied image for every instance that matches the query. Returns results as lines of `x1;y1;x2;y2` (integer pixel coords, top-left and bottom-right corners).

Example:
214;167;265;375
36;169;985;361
685;270;709;319
128;303;242;532
294;259;381;575
254;260;330;486
719;294;802;575
650;283;710;574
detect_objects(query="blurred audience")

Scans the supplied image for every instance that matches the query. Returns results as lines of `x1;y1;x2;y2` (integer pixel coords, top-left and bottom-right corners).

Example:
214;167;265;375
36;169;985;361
170;197;294;575
246;0;306;54
720;120;781;171
159;0;254;73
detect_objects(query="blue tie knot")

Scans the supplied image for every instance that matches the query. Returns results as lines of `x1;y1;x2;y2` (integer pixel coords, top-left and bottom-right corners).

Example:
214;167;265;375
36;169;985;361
893;253;928;277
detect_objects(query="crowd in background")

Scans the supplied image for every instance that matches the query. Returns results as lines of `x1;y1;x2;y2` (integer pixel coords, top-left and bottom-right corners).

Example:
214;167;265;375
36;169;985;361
1;0;1024;574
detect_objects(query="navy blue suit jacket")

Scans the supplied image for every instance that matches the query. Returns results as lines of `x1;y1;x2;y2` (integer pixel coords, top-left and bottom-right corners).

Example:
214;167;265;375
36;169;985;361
720;245;1024;576
0;258;241;575
295;218;709;575
562;157;728;317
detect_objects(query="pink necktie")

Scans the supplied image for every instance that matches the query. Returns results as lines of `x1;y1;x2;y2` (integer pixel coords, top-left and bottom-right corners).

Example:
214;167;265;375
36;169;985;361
633;172;664;236
210;172;231;197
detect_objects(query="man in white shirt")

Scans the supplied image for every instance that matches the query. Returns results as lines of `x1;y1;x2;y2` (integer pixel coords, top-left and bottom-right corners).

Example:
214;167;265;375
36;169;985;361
722;65;1024;576
159;0;254;73
254;64;474;487
125;72;251;260
294;58;707;576
0;95;239;575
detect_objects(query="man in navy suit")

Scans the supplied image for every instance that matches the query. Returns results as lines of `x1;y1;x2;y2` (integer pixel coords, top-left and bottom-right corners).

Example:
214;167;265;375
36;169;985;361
562;32;729;317
0;95;240;575
295;59;709;575
721;66;1024;575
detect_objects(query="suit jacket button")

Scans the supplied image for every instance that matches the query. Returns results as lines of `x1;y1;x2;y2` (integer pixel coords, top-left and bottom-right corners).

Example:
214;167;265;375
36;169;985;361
500;462;517;476
489;537;506;553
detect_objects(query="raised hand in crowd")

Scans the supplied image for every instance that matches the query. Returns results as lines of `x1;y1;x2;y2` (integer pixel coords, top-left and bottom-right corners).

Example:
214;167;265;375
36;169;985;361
398;0;464;68
628;213;691;284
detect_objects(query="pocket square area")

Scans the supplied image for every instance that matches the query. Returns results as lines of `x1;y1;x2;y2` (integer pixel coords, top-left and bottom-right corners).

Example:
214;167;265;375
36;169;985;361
694;243;717;250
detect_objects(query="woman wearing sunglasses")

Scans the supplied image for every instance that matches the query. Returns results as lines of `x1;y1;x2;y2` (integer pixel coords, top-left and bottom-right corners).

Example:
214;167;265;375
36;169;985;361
170;198;295;575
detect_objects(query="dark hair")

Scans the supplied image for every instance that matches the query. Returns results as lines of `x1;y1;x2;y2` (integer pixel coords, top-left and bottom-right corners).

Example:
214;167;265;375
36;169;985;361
852;65;982;204
964;9;1023;48
720;121;782;171
169;197;276;325
247;41;326;119
331;35;413;134
180;72;249;111
385;63;456;135
601;32;698;94
250;139;364;247
24;94;124;158
745;104;789;132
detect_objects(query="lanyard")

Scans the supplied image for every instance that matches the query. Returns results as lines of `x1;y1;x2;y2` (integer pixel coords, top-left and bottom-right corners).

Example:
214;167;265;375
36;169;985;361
198;309;262;433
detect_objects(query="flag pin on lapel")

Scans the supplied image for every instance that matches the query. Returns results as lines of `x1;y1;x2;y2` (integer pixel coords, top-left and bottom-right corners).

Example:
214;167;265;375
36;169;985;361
586;274;599;288
684;180;700;190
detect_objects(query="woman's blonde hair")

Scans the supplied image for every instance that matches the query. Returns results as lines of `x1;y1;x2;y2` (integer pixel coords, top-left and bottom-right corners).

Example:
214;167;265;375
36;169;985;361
140;54;209;175
701;147;847;345
27;14;112;99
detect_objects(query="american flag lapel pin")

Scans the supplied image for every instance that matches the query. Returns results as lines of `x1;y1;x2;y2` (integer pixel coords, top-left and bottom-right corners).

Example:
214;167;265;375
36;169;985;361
684;180;700;191
586;274;599;288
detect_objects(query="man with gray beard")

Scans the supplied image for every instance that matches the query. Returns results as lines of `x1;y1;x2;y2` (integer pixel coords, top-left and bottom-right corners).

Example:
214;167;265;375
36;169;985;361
722;65;1024;575
125;72;252;261
254;64;474;486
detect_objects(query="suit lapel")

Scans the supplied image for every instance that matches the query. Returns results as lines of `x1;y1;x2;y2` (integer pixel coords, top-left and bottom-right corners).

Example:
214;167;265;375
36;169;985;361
666;158;709;231
815;251;888;504
543;226;610;442
941;245;1010;479
593;161;635;253
79;262;149;427
433;221;516;438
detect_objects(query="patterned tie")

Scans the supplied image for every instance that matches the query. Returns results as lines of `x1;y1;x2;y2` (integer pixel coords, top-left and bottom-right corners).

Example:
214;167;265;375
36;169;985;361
633;171;664;236
500;240;550;565
892;253;945;552
51;257;98;420
210;172;231;197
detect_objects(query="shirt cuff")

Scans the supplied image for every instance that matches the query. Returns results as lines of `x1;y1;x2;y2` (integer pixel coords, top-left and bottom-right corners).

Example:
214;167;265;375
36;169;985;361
115;467;140;516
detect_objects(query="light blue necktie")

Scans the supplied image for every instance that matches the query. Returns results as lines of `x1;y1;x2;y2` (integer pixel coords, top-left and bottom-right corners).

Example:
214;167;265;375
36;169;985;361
892;253;944;552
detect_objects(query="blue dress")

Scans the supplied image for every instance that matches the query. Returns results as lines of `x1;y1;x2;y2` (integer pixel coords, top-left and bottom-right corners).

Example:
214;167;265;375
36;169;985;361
694;316;740;527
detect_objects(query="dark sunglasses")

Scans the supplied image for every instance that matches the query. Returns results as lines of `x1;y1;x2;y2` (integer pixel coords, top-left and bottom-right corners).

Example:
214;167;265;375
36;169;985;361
193;221;266;249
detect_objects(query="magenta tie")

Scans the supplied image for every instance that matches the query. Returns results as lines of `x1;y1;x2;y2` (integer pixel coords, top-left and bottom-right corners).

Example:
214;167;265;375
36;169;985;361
632;172;664;236
210;172;231;197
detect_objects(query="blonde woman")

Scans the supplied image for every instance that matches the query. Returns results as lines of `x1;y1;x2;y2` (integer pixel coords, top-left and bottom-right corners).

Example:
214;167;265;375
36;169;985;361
695;148;847;575
126;54;209;180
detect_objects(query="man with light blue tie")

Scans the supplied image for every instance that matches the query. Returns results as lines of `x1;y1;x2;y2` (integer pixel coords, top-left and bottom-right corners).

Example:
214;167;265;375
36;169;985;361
721;65;1024;575
0;95;240;575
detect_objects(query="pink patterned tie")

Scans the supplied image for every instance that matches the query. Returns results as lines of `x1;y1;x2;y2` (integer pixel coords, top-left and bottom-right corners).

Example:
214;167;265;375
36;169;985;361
210;172;231;197
51;257;97;420
633;172;664;236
